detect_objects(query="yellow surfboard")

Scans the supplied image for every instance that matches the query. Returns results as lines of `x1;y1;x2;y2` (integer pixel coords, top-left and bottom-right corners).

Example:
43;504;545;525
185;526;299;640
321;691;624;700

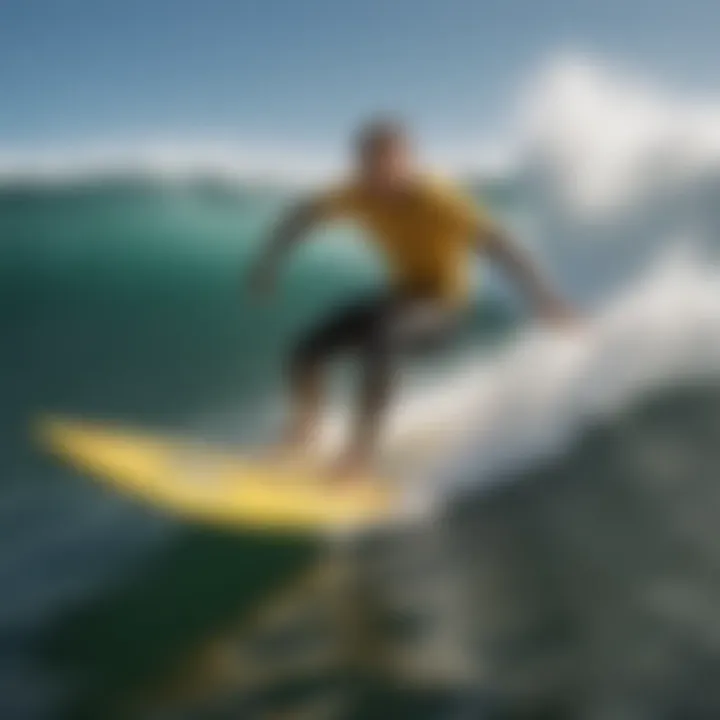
37;417;399;534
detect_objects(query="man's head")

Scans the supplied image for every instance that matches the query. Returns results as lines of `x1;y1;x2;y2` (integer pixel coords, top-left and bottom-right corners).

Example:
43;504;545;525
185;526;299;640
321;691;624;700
354;118;414;189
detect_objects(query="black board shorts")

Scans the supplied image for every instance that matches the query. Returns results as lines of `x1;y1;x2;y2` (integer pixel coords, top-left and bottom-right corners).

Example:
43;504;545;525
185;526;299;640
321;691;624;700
292;291;458;368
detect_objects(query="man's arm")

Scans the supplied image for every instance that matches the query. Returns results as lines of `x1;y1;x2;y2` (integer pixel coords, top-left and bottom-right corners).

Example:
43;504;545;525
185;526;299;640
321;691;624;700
480;227;574;324
248;198;324;297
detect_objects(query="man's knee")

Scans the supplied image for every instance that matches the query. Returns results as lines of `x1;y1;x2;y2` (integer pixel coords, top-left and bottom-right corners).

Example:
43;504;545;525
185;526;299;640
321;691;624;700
289;330;330;382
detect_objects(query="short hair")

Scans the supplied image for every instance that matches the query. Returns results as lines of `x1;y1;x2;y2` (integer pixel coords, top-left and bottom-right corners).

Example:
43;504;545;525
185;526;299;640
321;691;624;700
355;118;409;156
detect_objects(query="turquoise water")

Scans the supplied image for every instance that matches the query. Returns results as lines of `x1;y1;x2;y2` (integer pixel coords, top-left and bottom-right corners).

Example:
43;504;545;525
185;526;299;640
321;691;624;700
3;178;720;719
0;181;511;719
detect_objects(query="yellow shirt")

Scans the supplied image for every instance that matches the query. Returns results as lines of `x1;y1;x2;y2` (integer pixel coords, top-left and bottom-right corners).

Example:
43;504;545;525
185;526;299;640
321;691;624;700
317;176;493;304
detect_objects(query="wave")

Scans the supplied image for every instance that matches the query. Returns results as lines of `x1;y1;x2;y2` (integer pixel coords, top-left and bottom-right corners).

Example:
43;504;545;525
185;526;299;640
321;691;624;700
3;53;720;718
5;50;720;508
521;54;720;214
290;250;720;715
0;140;335;188
424;255;720;716
312;248;720;504
2;54;720;208
4;55;720;293
435;376;720;716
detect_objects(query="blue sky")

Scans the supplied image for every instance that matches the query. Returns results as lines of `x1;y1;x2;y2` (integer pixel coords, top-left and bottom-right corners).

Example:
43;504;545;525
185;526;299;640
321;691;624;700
2;0;720;152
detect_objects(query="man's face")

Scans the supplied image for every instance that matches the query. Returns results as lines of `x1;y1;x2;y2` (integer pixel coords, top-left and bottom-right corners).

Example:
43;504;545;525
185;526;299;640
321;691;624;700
357;136;413;190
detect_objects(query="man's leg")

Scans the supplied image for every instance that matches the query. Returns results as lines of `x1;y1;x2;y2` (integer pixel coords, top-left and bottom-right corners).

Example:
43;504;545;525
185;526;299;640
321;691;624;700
336;298;456;476
284;349;323;452
336;333;393;474
284;296;388;456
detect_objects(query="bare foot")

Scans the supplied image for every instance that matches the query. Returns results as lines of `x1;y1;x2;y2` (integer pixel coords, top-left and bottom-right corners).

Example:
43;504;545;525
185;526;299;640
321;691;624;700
327;448;374;484
261;438;309;469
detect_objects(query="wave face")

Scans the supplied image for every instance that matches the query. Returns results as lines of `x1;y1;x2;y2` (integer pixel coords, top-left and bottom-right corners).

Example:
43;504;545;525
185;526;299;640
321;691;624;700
1;54;720;718
435;380;720;717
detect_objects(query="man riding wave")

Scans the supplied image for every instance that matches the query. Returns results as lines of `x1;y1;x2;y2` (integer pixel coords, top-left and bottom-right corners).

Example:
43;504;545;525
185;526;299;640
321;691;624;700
250;119;573;477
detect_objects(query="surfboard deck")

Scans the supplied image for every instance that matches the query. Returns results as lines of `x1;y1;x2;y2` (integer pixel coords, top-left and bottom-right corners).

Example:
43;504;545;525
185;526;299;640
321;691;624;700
36;416;399;534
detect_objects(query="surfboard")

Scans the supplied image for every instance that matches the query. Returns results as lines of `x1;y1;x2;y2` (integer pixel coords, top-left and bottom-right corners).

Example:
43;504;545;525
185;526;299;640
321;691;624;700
36;416;399;533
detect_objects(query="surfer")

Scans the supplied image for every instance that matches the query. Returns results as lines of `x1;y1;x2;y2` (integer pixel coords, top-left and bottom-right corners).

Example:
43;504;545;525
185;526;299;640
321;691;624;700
250;119;573;476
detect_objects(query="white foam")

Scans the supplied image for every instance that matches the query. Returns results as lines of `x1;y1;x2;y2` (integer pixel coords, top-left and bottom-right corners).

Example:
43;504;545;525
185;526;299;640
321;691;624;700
0;139;337;186
4;53;720;220
312;248;720;501
519;54;720;214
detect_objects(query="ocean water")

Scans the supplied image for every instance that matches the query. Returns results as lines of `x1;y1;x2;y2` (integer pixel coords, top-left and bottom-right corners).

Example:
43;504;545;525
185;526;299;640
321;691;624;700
0;179;515;720
3;57;720;719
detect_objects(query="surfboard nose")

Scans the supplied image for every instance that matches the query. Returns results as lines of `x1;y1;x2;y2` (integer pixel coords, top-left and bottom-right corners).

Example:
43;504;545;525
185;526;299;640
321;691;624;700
35;415;401;535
